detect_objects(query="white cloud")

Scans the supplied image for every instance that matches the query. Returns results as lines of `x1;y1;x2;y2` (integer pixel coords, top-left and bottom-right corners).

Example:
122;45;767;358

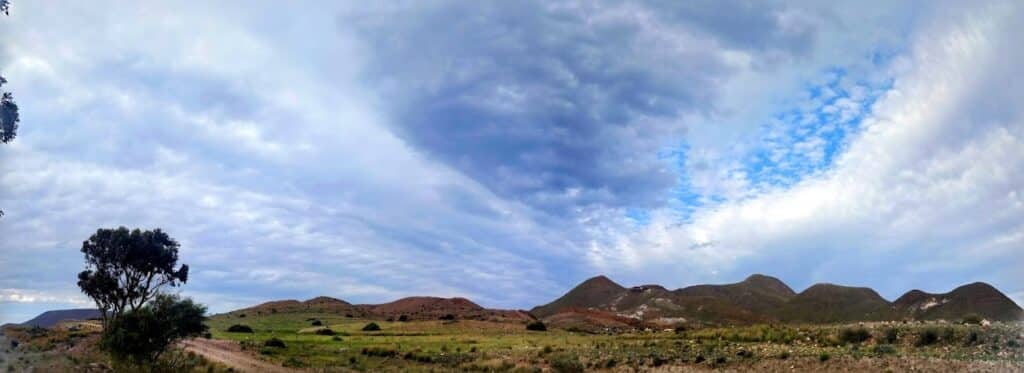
590;2;1024;298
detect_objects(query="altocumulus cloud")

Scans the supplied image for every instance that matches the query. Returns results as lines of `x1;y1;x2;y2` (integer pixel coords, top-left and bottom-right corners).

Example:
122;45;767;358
0;1;1022;323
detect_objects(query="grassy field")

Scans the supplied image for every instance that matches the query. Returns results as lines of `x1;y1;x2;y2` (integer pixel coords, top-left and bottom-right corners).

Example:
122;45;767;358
206;312;1024;371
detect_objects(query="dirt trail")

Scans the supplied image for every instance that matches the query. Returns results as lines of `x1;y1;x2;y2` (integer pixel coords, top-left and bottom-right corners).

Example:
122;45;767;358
181;338;296;373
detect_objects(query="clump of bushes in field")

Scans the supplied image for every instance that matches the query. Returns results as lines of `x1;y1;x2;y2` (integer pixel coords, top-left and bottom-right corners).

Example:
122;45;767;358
264;338;286;348
315;328;336;336
880;327;899;344
398;315;409;322
362;322;381;331
549;353;584;373
310;319;322;326
226;324;253;333
818;352;830;362
361;347;398;358
916;328;939;346
526;321;547;331
839;326;871;344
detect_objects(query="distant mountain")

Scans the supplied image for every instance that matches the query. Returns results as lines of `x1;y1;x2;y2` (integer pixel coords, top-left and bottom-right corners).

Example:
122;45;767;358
369;296;482;318
20;309;101;328
530;274;1021;326
675;274;796;318
779;283;897;323
229;295;532;322
529;275;626;318
895;282;1024;321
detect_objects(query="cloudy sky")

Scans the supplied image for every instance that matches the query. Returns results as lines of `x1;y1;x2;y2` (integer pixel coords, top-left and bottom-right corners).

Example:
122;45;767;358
1;1;1023;324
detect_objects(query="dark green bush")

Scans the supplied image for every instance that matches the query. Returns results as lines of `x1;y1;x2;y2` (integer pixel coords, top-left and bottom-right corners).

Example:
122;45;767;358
439;314;456;321
264;338;286;348
818;352;830;362
226;324;253;333
839;327;871;344
526;321;547;331
881;327;899;344
310;320;322;326
361;322;381;331
315;328;336;336
916;328;939;346
398;315;409;322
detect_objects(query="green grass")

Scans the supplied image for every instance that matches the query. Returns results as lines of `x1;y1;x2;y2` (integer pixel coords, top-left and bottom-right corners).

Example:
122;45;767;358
205;313;1024;371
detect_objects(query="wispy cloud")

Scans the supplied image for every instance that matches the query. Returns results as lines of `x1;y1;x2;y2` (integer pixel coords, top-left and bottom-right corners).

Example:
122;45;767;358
0;1;1021;325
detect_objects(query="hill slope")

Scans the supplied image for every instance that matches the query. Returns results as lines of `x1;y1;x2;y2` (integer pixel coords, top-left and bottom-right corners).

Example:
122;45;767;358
779;283;897;323
895;282;1024;321
530;275;626;318
20;309;102;328
675;274;796;318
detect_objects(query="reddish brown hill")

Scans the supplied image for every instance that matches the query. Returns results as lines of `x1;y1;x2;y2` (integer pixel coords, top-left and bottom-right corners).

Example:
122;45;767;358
541;308;645;333
368;296;483;319
530;275;627;318
895;282;1023;321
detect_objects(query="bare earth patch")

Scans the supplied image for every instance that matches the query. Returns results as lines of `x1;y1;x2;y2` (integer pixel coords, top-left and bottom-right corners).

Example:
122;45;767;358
181;338;296;373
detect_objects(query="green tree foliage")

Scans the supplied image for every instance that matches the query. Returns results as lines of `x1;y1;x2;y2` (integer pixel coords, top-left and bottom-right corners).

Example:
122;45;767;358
0;0;19;219
101;293;207;365
77;227;189;327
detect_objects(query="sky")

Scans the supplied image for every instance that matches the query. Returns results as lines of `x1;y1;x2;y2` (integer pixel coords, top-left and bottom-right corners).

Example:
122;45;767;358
1;1;1022;324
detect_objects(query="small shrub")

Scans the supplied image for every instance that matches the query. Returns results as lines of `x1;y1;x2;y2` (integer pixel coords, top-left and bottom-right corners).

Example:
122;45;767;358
310;320;322;326
818;352;830;362
882;327;899;344
674;325;687;334
237;313;246;318
694;355;706;363
315;328;336;336
361;347;398;358
542;345;553;354
263;338;286;348
872;344;897;356
282;357;307;368
1008;339;1021;348
777;351;790;360
331;336;342;341
549;354;584;373
839;327;871;344
439;314;456;321
916;328;939;346
961;329;978;345
398;315;409;322
226;324;253;333
526;321;547;331
961;313;983;325
940;327;956;342
362;322;381;331
736;349;753;358
201;332;212;339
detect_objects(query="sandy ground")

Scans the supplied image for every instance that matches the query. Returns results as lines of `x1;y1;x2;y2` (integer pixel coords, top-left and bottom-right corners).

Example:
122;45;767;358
181;338;297;373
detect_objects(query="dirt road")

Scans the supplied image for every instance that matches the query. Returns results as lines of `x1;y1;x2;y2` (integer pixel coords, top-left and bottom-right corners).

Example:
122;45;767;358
181;338;296;373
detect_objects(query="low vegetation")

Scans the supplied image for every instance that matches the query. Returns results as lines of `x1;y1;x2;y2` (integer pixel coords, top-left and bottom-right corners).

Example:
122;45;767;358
199;311;1023;372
